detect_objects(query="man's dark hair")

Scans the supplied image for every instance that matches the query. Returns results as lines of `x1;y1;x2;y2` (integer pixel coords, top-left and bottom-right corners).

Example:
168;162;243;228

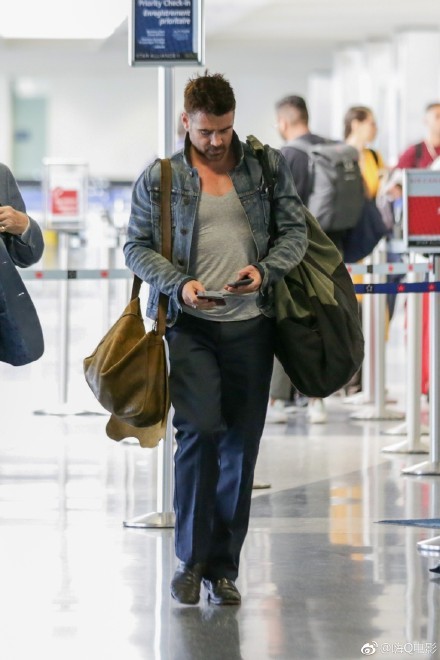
426;102;440;113
275;95;309;124
184;71;236;116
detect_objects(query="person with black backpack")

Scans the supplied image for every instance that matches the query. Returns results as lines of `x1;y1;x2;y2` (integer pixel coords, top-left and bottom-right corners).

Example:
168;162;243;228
269;97;374;422
276;95;365;254
265;96;326;423
266;96;326;423
274;95;327;204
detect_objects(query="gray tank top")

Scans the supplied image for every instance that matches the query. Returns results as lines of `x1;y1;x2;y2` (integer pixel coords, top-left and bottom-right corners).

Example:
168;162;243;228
185;187;261;322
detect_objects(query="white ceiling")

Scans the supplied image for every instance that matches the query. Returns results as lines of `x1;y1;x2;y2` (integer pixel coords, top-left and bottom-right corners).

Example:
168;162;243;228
0;0;439;51
205;0;440;43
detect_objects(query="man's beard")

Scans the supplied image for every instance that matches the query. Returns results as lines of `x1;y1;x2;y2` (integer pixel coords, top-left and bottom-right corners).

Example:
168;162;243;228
193;143;227;161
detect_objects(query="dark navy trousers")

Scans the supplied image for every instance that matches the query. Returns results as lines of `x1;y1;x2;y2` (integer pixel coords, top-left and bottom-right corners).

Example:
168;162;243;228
166;312;274;581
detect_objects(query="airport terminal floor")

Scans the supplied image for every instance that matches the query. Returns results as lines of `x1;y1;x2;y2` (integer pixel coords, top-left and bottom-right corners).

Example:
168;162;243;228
1;239;439;660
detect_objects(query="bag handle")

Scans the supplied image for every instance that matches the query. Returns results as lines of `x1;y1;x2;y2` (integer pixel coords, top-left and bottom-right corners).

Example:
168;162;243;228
157;158;172;335
130;158;172;337
246;134;277;241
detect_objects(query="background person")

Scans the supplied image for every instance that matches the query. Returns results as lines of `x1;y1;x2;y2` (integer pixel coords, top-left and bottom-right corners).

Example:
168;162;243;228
124;72;307;606
271;95;328;423
392;102;440;398
275;94;326;204
396;102;440;168
344;106;385;198
0;162;44;266
343;106;387;394
0;163;44;367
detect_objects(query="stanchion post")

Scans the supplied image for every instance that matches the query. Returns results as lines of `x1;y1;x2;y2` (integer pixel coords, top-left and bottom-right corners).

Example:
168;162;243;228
382;258;429;453
373;245;387;417
34;234;106;417
431;259;440;467
101;224;112;333
363;258;375;403
58;231;70;405
344;256;374;406
404;254;440;479
157;403;175;515
350;243;404;421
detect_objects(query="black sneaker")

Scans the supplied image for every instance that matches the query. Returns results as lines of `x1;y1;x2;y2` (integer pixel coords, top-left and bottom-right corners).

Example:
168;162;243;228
203;578;241;606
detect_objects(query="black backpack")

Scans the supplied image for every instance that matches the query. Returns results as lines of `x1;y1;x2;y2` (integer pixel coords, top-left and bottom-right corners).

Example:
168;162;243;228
291;138;365;233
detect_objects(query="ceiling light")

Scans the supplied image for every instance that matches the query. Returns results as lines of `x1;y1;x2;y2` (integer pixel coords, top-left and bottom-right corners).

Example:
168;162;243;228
0;0;127;40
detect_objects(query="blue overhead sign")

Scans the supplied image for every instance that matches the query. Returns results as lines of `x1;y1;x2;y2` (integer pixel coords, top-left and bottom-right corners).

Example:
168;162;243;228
130;0;204;66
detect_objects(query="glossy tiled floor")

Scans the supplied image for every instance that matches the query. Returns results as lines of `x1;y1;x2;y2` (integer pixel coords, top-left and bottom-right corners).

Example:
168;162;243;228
1;244;440;659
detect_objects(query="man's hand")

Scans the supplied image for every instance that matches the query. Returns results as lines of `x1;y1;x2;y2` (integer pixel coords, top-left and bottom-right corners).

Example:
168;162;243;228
0;207;30;235
224;265;262;294
181;280;218;310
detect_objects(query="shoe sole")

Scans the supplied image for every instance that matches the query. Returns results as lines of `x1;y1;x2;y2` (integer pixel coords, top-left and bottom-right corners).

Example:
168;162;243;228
207;594;241;606
171;591;200;605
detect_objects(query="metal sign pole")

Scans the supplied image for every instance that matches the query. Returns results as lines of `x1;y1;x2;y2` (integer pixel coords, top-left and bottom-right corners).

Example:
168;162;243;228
123;66;176;529
125;0;204;529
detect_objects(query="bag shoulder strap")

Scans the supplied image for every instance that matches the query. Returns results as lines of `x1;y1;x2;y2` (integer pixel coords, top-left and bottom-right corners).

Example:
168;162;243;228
415;142;424;167
369;148;379;166
246;135;275;203
246;134;277;240
160;158;172;262
130;158;172;336
286;137;312;155
157;158;172;335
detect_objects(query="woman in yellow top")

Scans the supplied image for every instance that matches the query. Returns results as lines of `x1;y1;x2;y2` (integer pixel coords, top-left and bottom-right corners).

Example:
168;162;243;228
344;105;386;199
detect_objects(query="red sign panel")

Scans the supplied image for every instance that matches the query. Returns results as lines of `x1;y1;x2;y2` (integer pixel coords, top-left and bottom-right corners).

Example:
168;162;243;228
51;187;79;216
408;197;440;235
404;169;440;252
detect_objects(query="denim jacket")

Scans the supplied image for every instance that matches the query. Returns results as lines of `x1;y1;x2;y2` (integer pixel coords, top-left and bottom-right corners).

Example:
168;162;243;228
124;132;308;326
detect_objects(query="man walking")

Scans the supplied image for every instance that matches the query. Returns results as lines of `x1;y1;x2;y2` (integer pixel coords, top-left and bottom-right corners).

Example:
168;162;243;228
124;73;307;605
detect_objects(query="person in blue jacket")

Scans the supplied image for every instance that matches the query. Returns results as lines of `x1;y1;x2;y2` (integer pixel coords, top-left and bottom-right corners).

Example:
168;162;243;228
124;72;307;606
0;163;44;266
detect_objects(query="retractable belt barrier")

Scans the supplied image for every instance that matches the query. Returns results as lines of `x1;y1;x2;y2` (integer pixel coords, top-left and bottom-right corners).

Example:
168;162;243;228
23;262;440;535
20;265;440;295
20;268;132;281
20;263;434;280
347;263;433;275
19;262;435;281
354;281;440;294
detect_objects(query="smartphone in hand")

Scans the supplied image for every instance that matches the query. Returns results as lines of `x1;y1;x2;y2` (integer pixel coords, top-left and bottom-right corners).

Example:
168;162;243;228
196;291;226;306
226;277;253;288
